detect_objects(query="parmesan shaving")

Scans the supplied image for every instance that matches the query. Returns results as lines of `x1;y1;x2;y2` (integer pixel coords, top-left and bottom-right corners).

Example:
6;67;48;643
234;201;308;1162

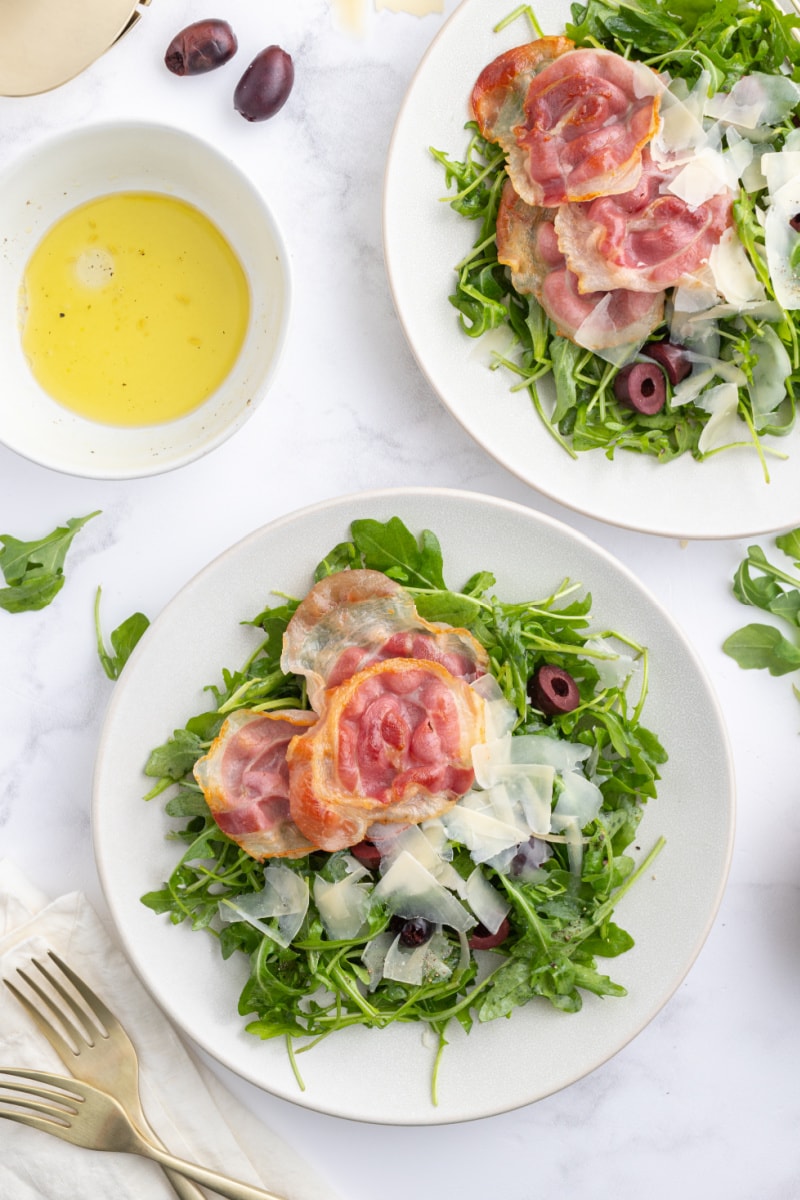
372;851;476;931
464;868;511;934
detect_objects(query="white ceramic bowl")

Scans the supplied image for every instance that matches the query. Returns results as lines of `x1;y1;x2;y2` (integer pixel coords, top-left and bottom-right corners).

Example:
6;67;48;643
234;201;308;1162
0;121;290;478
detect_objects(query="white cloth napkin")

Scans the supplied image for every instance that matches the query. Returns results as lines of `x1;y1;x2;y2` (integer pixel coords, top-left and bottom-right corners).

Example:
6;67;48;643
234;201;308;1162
0;860;342;1200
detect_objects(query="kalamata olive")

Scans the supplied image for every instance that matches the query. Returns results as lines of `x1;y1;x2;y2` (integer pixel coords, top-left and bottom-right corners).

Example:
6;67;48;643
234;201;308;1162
390;915;434;947
613;361;666;415
164;20;238;76
234;46;294;122
528;664;580;715
350;840;381;870
641;340;692;385
468;917;510;951
791;213;800;233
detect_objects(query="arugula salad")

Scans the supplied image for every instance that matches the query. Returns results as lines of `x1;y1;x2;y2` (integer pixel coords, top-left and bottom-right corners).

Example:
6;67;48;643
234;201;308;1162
141;517;666;1097
433;0;800;474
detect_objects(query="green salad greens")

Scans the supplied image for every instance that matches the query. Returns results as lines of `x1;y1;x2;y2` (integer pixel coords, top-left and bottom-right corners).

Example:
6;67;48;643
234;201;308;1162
432;0;800;473
723;523;800;695
0;511;99;614
141;517;666;1098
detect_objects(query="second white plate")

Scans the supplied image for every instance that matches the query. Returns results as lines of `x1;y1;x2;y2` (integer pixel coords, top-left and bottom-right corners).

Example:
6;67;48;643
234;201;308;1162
383;0;799;539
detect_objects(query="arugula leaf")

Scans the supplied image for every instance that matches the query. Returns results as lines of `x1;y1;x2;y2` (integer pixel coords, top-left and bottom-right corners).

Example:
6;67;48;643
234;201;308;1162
776;529;800;563
94;587;150;680
350;517;447;589
725;527;800;680
723;623;800;674
0;511;100;613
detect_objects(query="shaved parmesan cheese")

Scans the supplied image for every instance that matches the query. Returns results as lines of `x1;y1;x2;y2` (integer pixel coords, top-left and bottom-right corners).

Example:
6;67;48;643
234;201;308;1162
372;851;475;931
464;867;511;934
376;821;465;894
764;168;800;310
551;814;584;879
217;864;310;948
705;73;800;131
581;636;638;689
709;227;765;306
573;293;646;365
361;931;394;992
471;673;517;739
748;325;791;429
506;733;591;773
441;803;525;864
665;145;732;206
553;770;603;827
696;382;745;453
651;73;710;166
313;870;371;940
382;931;453;986
761;149;800;196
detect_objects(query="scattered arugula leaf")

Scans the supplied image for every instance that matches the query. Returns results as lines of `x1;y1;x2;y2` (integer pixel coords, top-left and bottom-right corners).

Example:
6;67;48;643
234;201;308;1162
0;511;100;614
94;586;150;680
723;527;800;688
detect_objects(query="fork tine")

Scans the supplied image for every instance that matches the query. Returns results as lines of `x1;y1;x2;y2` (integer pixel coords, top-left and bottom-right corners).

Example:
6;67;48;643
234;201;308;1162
4;973;86;1059
0;1066;87;1094
45;951;118;1033
0;1081;77;1120
0;1106;73;1134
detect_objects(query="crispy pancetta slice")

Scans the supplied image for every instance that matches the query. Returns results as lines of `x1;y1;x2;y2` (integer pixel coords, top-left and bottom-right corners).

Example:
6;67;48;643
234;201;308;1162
281;569;487;713
473;41;661;207
496;178;664;351
286;659;487;852
194;708;317;859
555;151;733;293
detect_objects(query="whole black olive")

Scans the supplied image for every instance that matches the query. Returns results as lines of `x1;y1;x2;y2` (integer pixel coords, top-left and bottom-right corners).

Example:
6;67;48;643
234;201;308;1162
641;340;692;386
613;361;666;415
164;20;238;77
234;46;294;122
390;916;434;947
528;664;580;715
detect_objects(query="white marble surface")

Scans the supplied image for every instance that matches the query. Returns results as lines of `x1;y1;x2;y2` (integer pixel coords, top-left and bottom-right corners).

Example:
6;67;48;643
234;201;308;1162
0;2;798;1197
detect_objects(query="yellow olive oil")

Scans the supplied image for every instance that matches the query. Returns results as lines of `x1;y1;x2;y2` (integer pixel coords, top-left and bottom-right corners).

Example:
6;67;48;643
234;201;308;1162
20;191;250;426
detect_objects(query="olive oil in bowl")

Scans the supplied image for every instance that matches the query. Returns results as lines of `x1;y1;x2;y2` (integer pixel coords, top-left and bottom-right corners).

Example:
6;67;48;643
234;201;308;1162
19;191;250;427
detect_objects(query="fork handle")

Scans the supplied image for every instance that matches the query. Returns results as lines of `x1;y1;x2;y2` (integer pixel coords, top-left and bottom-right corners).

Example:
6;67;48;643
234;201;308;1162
162;1163;211;1200
137;1137;285;1200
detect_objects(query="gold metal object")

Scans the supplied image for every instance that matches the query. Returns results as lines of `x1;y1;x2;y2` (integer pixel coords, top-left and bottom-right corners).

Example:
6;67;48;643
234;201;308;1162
0;0;151;97
5;951;203;1200
0;1066;285;1200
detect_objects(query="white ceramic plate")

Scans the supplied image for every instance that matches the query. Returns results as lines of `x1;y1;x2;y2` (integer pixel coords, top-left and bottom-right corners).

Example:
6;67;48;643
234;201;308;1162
93;488;734;1125
90;482;734;1118
383;0;799;539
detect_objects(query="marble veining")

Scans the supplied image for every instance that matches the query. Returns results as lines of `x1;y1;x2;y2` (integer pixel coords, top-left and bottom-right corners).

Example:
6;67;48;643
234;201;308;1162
0;2;797;1197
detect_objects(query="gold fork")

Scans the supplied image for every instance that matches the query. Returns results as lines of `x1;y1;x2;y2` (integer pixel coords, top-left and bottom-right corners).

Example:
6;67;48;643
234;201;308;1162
0;1068;284;1200
4;951;205;1200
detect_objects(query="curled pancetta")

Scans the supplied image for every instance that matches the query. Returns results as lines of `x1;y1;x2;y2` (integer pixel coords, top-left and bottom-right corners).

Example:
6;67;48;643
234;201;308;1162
496;178;664;352
286;658;487;852
473;41;661;207
194;708;318;859
280;569;487;713
555;151;733;294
